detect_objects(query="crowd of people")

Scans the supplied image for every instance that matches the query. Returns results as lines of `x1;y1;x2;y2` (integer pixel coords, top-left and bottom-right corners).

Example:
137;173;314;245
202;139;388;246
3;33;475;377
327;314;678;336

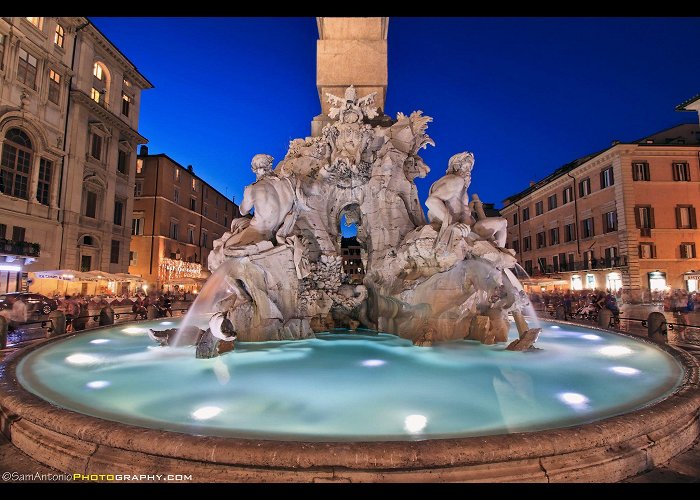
529;288;697;336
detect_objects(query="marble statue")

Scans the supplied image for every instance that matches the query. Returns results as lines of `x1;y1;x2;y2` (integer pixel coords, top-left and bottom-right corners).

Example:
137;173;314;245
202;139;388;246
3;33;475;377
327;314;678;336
163;86;539;357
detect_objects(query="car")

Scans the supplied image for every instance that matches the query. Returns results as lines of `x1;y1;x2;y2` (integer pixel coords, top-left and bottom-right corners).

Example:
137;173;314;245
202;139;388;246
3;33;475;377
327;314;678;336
0;292;59;316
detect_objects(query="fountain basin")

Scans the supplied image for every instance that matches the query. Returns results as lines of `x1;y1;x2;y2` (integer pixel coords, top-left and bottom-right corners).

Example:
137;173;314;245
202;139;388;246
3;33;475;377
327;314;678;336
1;320;698;482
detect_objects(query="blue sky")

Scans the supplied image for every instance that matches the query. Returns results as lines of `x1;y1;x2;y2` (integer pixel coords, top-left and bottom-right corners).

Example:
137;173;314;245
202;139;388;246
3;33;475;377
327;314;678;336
93;17;700;209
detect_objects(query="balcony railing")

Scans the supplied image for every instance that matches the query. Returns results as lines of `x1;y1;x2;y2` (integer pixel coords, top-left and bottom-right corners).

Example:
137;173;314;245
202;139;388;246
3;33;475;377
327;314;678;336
529;255;628;276
0;239;41;257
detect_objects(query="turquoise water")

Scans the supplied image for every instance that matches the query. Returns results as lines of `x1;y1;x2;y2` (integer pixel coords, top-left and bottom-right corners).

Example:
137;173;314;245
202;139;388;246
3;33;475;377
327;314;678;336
16;320;684;441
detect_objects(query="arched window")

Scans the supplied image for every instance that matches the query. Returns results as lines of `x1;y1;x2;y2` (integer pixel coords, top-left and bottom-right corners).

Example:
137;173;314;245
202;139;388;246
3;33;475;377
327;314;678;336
91;62;109;105
0;128;33;199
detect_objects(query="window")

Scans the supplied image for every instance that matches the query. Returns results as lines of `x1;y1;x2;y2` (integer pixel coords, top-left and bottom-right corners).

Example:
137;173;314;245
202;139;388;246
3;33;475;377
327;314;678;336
535;201;543;216
536;231;546;249
136;158;143;174
672;162;690;181
17;48;37;89
82;235;93;246
121;93;131;117
552;255;559;272
134;181;142;197
522;207;530;221
632;162;650;181
169;220;179;240
204;186;208;199
513;213;518;226
36;158;52;206
639;243;656;259
48;69;61;104
564;223;575;242
215;197;219;207
173;188;180;203
0;34;6;71
190;198;196;211
132;216;144;235
187;227;195;244
523;236;531;252
524;260;533;275
603;247;618;266
583;250;594;269
117;150;129;175
562;186;573;204
603;211;617;233
549;227;559;245
26;17;43;30
92;62;108;105
600;166;614;189
680;242;697;259
93;61;104;80
113;199;124;226
110;239;120;264
54;24;65;48
203;205;208;217
85;191;97;218
558;252;567;271
129;251;137;266
224;215;228;228
579;177;591;197
174;168;180;182
1;128;33;199
676;205;697;229
547;194;557;210
12;226;25;242
191;178;196;191
0;224;5;239
81;255;92;272
90;133;102;160
581;217;594;238
511;239;520;253
201;231;208;247
635;205;654;229
568;253;575;270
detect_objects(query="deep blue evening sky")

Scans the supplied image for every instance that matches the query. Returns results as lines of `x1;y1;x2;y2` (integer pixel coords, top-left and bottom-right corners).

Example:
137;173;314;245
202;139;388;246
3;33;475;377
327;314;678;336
92;17;700;209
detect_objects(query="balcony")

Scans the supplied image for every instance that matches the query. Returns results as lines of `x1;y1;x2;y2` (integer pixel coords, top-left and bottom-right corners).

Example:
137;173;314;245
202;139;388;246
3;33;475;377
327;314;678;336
530;255;628;276
0;239;41;258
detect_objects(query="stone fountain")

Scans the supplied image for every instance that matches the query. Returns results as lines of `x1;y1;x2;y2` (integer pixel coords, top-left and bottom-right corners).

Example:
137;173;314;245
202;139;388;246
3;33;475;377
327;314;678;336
163;85;539;356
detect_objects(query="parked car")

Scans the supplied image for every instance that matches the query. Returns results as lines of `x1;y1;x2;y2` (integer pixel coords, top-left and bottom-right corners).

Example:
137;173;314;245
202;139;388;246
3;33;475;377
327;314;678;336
0;293;59;316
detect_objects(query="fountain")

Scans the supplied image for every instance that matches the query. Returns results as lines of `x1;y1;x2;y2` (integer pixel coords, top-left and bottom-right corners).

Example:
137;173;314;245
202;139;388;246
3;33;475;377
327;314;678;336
1;87;699;482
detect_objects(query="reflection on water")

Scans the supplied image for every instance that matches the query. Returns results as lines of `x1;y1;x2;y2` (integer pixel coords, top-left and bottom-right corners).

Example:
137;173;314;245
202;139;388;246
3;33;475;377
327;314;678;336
16;319;684;442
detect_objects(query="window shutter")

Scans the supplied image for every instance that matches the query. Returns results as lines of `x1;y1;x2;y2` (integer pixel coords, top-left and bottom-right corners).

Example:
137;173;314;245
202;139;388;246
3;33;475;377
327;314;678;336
651;244;657;259
591;218;595;236
610;168;614;186
672;163;679;181
680;244;687;259
690;206;697;229
600;170;605;189
632;164;638;181
634;207;641;228
676;206;682;229
638;244;642;258
694;244;698;259
649;207;655;228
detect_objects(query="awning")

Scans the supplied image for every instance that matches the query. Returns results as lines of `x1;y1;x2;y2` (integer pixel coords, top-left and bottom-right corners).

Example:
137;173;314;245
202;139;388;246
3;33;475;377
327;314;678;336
522;278;569;286
82;270;122;281
684;273;700;280
33;269;91;281
113;272;144;282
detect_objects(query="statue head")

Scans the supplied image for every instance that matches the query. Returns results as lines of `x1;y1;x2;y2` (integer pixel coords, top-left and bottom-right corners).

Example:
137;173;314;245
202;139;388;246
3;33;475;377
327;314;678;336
447;151;475;177
251;154;274;179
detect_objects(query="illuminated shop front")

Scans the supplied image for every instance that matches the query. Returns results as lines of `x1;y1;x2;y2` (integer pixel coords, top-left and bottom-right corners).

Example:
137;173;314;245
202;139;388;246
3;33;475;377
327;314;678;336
606;272;622;292
684;271;699;292
648;271;667;291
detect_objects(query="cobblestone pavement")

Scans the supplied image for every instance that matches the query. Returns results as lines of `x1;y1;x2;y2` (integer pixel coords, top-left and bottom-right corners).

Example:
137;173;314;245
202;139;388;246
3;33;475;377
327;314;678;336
1;306;698;483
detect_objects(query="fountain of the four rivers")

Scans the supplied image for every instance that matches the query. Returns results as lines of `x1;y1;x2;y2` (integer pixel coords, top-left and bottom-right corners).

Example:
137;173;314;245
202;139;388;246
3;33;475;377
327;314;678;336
0;21;698;482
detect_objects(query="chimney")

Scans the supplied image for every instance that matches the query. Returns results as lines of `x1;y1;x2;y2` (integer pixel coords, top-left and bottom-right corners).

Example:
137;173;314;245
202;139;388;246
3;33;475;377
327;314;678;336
187;165;193;173
139;145;149;156
529;181;535;187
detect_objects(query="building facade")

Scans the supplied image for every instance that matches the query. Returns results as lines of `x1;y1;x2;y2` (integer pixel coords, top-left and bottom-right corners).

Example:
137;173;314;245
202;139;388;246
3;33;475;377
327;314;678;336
341;236;365;284
129;150;240;292
0;17;151;294
501;122;700;296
